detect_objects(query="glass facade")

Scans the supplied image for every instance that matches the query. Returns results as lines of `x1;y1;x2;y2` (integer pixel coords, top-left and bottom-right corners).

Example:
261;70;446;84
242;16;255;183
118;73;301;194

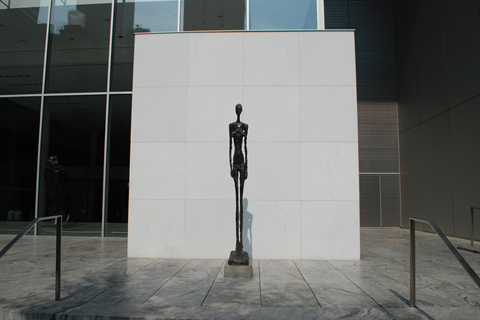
38;95;106;235
250;0;317;30
0;0;49;95
0;0;324;236
46;0;112;93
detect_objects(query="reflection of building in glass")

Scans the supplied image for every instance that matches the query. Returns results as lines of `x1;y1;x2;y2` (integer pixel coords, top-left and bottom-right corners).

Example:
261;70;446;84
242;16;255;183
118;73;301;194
183;0;245;31
134;0;177;32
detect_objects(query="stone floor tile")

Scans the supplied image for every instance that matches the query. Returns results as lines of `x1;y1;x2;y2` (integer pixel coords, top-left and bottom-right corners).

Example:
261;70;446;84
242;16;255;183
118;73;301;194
202;280;261;308
260;282;320;308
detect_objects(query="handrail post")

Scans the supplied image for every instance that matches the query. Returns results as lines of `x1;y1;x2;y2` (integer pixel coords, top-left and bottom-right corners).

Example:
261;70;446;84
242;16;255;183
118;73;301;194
0;215;62;301
55;217;62;301
410;218;416;307
458;207;480;254
410;217;480;307
471;207;475;247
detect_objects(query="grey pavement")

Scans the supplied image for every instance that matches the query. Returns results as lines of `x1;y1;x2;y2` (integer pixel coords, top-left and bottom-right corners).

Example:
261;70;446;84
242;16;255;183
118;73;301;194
1;228;480;319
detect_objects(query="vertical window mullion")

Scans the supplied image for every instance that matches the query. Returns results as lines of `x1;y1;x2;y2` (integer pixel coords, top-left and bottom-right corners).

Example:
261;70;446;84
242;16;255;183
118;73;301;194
101;0;117;237
317;0;324;29
246;0;249;30
177;0;181;31
34;0;55;234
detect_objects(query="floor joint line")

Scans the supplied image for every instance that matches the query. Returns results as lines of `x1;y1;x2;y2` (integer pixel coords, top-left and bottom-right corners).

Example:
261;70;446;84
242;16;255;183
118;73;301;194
142;259;192;304
292;260;322;308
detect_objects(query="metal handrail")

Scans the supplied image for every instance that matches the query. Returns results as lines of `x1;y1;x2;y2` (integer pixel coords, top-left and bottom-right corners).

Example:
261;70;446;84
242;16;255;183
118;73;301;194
0;215;62;301
410;218;480;307
457;207;480;254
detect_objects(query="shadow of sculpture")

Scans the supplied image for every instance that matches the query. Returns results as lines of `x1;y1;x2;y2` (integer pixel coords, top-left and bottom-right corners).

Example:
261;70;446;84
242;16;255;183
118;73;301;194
243;198;253;259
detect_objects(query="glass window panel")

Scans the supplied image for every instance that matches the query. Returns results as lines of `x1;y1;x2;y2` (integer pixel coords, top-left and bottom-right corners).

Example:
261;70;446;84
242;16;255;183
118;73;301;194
250;0;317;30
105;95;131;236
133;0;178;32
182;0;245;31
360;175;381;227
38;95;106;236
110;0;178;91
381;175;400;227
0;0;49;95
45;0;112;93
0;97;40;234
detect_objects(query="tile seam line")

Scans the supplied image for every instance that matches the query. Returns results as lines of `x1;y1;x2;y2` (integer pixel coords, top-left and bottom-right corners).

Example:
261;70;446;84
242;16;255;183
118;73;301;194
258;260;262;307
200;259;225;306
292;260;322;308
325;260;396;316
142;258;193;304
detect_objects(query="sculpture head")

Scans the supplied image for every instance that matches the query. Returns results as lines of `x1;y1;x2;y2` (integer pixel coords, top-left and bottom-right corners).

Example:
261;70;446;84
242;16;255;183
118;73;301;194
235;103;242;117
48;156;59;164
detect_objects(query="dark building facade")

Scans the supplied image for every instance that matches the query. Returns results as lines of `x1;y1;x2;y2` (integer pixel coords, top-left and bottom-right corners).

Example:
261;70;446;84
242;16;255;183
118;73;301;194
394;0;480;238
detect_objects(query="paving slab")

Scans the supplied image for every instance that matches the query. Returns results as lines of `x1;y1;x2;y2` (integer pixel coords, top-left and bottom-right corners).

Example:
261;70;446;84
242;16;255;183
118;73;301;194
1;229;480;319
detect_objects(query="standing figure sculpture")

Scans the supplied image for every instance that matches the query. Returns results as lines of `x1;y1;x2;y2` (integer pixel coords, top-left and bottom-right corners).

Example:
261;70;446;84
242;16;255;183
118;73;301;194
228;103;249;265
44;156;69;221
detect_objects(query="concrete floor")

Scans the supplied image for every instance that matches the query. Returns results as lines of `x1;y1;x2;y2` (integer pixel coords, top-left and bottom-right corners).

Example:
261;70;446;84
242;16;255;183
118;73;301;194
0;228;479;319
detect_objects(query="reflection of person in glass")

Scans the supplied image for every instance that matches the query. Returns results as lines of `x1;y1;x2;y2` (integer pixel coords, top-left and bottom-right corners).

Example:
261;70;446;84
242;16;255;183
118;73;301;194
44;156;69;221
229;104;249;264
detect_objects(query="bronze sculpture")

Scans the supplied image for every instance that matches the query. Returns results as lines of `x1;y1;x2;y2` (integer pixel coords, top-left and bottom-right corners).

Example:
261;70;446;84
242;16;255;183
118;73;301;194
44;156;69;221
228;103;249;265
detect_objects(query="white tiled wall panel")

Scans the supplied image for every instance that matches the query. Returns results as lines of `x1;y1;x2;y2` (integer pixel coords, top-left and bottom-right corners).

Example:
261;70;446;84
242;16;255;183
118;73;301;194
129;30;359;259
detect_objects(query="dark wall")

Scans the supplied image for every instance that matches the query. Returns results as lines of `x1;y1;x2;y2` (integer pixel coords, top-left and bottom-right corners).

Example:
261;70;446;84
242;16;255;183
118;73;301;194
325;0;400;227
325;0;398;101
394;0;480;237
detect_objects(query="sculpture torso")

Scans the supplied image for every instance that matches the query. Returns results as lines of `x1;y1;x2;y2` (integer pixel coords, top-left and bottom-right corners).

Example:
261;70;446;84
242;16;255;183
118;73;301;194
230;122;248;165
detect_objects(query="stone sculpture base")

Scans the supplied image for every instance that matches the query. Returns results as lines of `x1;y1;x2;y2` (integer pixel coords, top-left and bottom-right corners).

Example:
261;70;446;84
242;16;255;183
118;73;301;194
228;250;249;266
224;259;253;278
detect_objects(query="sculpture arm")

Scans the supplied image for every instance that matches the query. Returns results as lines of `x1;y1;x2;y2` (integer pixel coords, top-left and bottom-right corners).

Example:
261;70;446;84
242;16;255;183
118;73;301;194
244;130;248;180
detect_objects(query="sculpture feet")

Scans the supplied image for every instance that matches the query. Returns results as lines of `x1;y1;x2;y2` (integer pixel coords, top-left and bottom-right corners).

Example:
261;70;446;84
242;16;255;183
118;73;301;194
235;241;243;252
228;250;249;266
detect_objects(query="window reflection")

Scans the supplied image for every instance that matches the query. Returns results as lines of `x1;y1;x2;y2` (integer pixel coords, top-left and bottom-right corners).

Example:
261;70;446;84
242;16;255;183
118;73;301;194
110;0;178;91
38;95;106;236
182;0;245;31
0;0;49;95
250;0;317;30
45;0;112;93
133;0;178;32
0;98;40;234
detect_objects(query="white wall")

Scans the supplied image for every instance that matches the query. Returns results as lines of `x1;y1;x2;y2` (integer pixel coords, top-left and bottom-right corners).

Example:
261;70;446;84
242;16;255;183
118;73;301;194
128;30;359;260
